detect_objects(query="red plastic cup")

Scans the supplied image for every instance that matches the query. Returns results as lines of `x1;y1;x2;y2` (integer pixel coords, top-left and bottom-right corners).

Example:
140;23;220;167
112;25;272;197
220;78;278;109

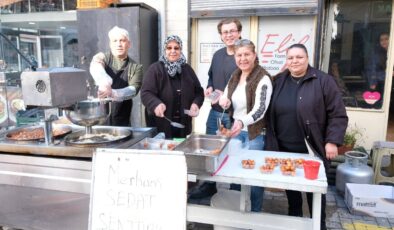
303;160;321;180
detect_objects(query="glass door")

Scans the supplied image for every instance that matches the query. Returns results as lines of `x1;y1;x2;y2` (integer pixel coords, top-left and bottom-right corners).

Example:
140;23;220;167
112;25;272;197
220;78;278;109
1;35;20;72
322;0;392;110
40;35;64;68
19;33;39;70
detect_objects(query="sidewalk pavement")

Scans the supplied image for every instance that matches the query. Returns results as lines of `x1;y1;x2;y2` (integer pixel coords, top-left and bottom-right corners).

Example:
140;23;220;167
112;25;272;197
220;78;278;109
188;185;394;230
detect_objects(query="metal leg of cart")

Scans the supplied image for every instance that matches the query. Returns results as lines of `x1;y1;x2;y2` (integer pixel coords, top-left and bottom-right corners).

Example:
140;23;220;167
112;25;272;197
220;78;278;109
312;192;322;230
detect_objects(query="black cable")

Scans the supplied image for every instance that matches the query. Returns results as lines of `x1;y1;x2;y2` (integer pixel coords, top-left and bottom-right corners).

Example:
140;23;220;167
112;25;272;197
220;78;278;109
0;32;37;71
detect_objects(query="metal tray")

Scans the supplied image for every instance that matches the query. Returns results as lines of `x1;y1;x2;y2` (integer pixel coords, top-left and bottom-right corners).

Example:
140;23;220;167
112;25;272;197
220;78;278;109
131;138;179;150
64;127;132;147
174;134;230;173
5;124;72;141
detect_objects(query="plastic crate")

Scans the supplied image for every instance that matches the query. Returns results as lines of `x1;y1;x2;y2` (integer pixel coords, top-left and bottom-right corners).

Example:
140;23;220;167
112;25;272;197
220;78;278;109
77;0;118;9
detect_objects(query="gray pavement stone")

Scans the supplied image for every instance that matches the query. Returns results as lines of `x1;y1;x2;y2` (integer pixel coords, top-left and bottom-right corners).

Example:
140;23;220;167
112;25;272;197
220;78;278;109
362;216;376;221
338;209;354;219
354;219;379;225
350;214;364;221
326;194;336;202
327;201;337;207
327;221;342;229
339;218;353;224
376;218;392;228
341;223;355;230
327;218;340;224
273;196;287;201
336;199;347;208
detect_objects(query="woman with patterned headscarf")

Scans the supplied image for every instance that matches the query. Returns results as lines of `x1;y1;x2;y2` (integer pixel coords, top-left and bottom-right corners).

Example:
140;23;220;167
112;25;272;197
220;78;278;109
141;35;204;138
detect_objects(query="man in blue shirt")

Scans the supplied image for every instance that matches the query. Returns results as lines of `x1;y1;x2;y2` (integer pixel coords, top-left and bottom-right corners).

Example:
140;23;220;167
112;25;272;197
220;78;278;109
189;18;242;199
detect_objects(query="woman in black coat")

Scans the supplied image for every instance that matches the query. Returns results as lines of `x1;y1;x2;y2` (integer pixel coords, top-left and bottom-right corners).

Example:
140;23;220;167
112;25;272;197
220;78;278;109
141;35;204;138
266;44;348;230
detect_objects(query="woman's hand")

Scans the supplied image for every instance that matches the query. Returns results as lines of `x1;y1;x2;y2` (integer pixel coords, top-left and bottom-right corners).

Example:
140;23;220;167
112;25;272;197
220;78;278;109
219;96;231;109
325;142;338;160
154;103;166;117
204;87;213;97
209;89;222;105
188;103;200;117
230;119;243;137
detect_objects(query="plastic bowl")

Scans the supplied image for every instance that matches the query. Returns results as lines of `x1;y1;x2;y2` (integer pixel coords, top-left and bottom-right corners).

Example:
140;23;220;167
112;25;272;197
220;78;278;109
303;160;321;180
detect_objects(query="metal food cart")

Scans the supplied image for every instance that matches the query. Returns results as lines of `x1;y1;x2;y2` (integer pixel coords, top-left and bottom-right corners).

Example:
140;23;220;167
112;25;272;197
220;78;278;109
0;143;326;230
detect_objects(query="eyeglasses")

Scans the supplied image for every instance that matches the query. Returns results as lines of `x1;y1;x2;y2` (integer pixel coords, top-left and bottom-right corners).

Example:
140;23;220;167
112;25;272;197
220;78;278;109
166;46;180;51
234;39;252;46
221;29;238;35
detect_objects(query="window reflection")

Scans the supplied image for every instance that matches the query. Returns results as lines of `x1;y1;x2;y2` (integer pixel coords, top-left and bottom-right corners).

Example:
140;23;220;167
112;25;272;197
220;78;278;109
0;0;76;14
329;0;392;109
0;24;78;71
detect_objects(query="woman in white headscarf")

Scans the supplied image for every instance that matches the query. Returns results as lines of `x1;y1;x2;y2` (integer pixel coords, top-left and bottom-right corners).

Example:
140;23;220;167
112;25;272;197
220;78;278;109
141;35;204;138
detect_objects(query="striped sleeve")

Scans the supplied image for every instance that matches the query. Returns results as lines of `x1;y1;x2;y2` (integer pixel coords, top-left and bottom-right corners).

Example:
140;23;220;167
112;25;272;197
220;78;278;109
240;75;272;127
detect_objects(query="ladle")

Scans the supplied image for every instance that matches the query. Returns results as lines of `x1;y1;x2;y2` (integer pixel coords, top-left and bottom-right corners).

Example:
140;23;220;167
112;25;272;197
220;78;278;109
163;116;185;129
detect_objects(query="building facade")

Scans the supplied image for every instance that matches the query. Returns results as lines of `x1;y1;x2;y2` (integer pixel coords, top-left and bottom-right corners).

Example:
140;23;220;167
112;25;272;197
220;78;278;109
0;0;393;149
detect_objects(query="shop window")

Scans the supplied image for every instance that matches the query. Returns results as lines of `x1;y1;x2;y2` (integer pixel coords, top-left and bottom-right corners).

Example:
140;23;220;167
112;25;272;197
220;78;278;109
328;0;392;109
0;0;76;14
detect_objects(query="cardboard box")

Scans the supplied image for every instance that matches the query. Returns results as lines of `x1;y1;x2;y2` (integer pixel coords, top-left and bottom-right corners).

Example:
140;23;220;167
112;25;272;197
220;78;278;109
345;183;394;218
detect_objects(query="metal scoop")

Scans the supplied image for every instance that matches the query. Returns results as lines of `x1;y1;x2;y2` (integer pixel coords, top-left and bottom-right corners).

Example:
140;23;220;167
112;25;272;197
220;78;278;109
164;116;185;129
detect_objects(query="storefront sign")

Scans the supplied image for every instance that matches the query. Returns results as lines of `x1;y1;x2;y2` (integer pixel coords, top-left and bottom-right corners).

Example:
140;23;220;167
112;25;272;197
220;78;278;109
89;149;187;230
258;16;316;75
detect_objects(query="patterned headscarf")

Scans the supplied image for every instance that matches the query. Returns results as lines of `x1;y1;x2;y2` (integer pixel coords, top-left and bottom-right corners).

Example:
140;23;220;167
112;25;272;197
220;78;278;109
159;35;187;77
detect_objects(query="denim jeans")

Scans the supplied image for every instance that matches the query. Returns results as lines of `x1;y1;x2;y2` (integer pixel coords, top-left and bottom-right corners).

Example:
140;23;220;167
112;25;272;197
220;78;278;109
206;109;231;135
234;131;265;212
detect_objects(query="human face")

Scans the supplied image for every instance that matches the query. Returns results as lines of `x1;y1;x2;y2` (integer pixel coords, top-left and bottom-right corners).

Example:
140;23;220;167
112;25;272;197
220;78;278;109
109;35;130;59
379;34;389;50
220;22;241;47
235;46;256;73
286;47;309;77
165;40;181;62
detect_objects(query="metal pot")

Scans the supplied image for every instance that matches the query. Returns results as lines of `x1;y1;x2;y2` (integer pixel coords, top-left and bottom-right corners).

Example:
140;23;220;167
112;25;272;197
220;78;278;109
335;151;374;195
64;98;111;133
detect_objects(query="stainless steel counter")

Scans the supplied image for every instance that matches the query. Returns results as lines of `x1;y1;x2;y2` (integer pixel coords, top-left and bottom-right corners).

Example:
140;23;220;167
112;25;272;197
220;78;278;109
0;126;156;158
0;144;328;230
0;126;156;229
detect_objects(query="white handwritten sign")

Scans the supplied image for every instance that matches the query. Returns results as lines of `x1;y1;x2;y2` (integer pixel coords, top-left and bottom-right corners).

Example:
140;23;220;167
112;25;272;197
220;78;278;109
89;149;187;230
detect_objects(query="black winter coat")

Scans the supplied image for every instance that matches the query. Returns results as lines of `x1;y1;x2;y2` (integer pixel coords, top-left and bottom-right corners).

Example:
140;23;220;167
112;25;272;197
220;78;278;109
265;66;348;162
141;61;204;138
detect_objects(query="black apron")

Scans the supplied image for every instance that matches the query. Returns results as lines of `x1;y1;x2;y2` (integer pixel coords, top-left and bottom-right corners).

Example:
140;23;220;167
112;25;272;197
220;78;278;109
104;54;133;126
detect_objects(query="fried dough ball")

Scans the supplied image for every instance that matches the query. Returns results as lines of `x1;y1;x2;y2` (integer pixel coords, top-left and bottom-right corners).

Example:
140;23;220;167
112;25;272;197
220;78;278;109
241;159;255;169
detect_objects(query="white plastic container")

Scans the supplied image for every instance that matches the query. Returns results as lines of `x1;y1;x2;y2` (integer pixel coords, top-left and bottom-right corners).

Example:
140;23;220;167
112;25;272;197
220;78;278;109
210;190;245;230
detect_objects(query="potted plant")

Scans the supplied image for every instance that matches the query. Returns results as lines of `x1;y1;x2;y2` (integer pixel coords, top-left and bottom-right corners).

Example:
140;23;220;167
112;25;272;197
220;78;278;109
338;124;364;154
